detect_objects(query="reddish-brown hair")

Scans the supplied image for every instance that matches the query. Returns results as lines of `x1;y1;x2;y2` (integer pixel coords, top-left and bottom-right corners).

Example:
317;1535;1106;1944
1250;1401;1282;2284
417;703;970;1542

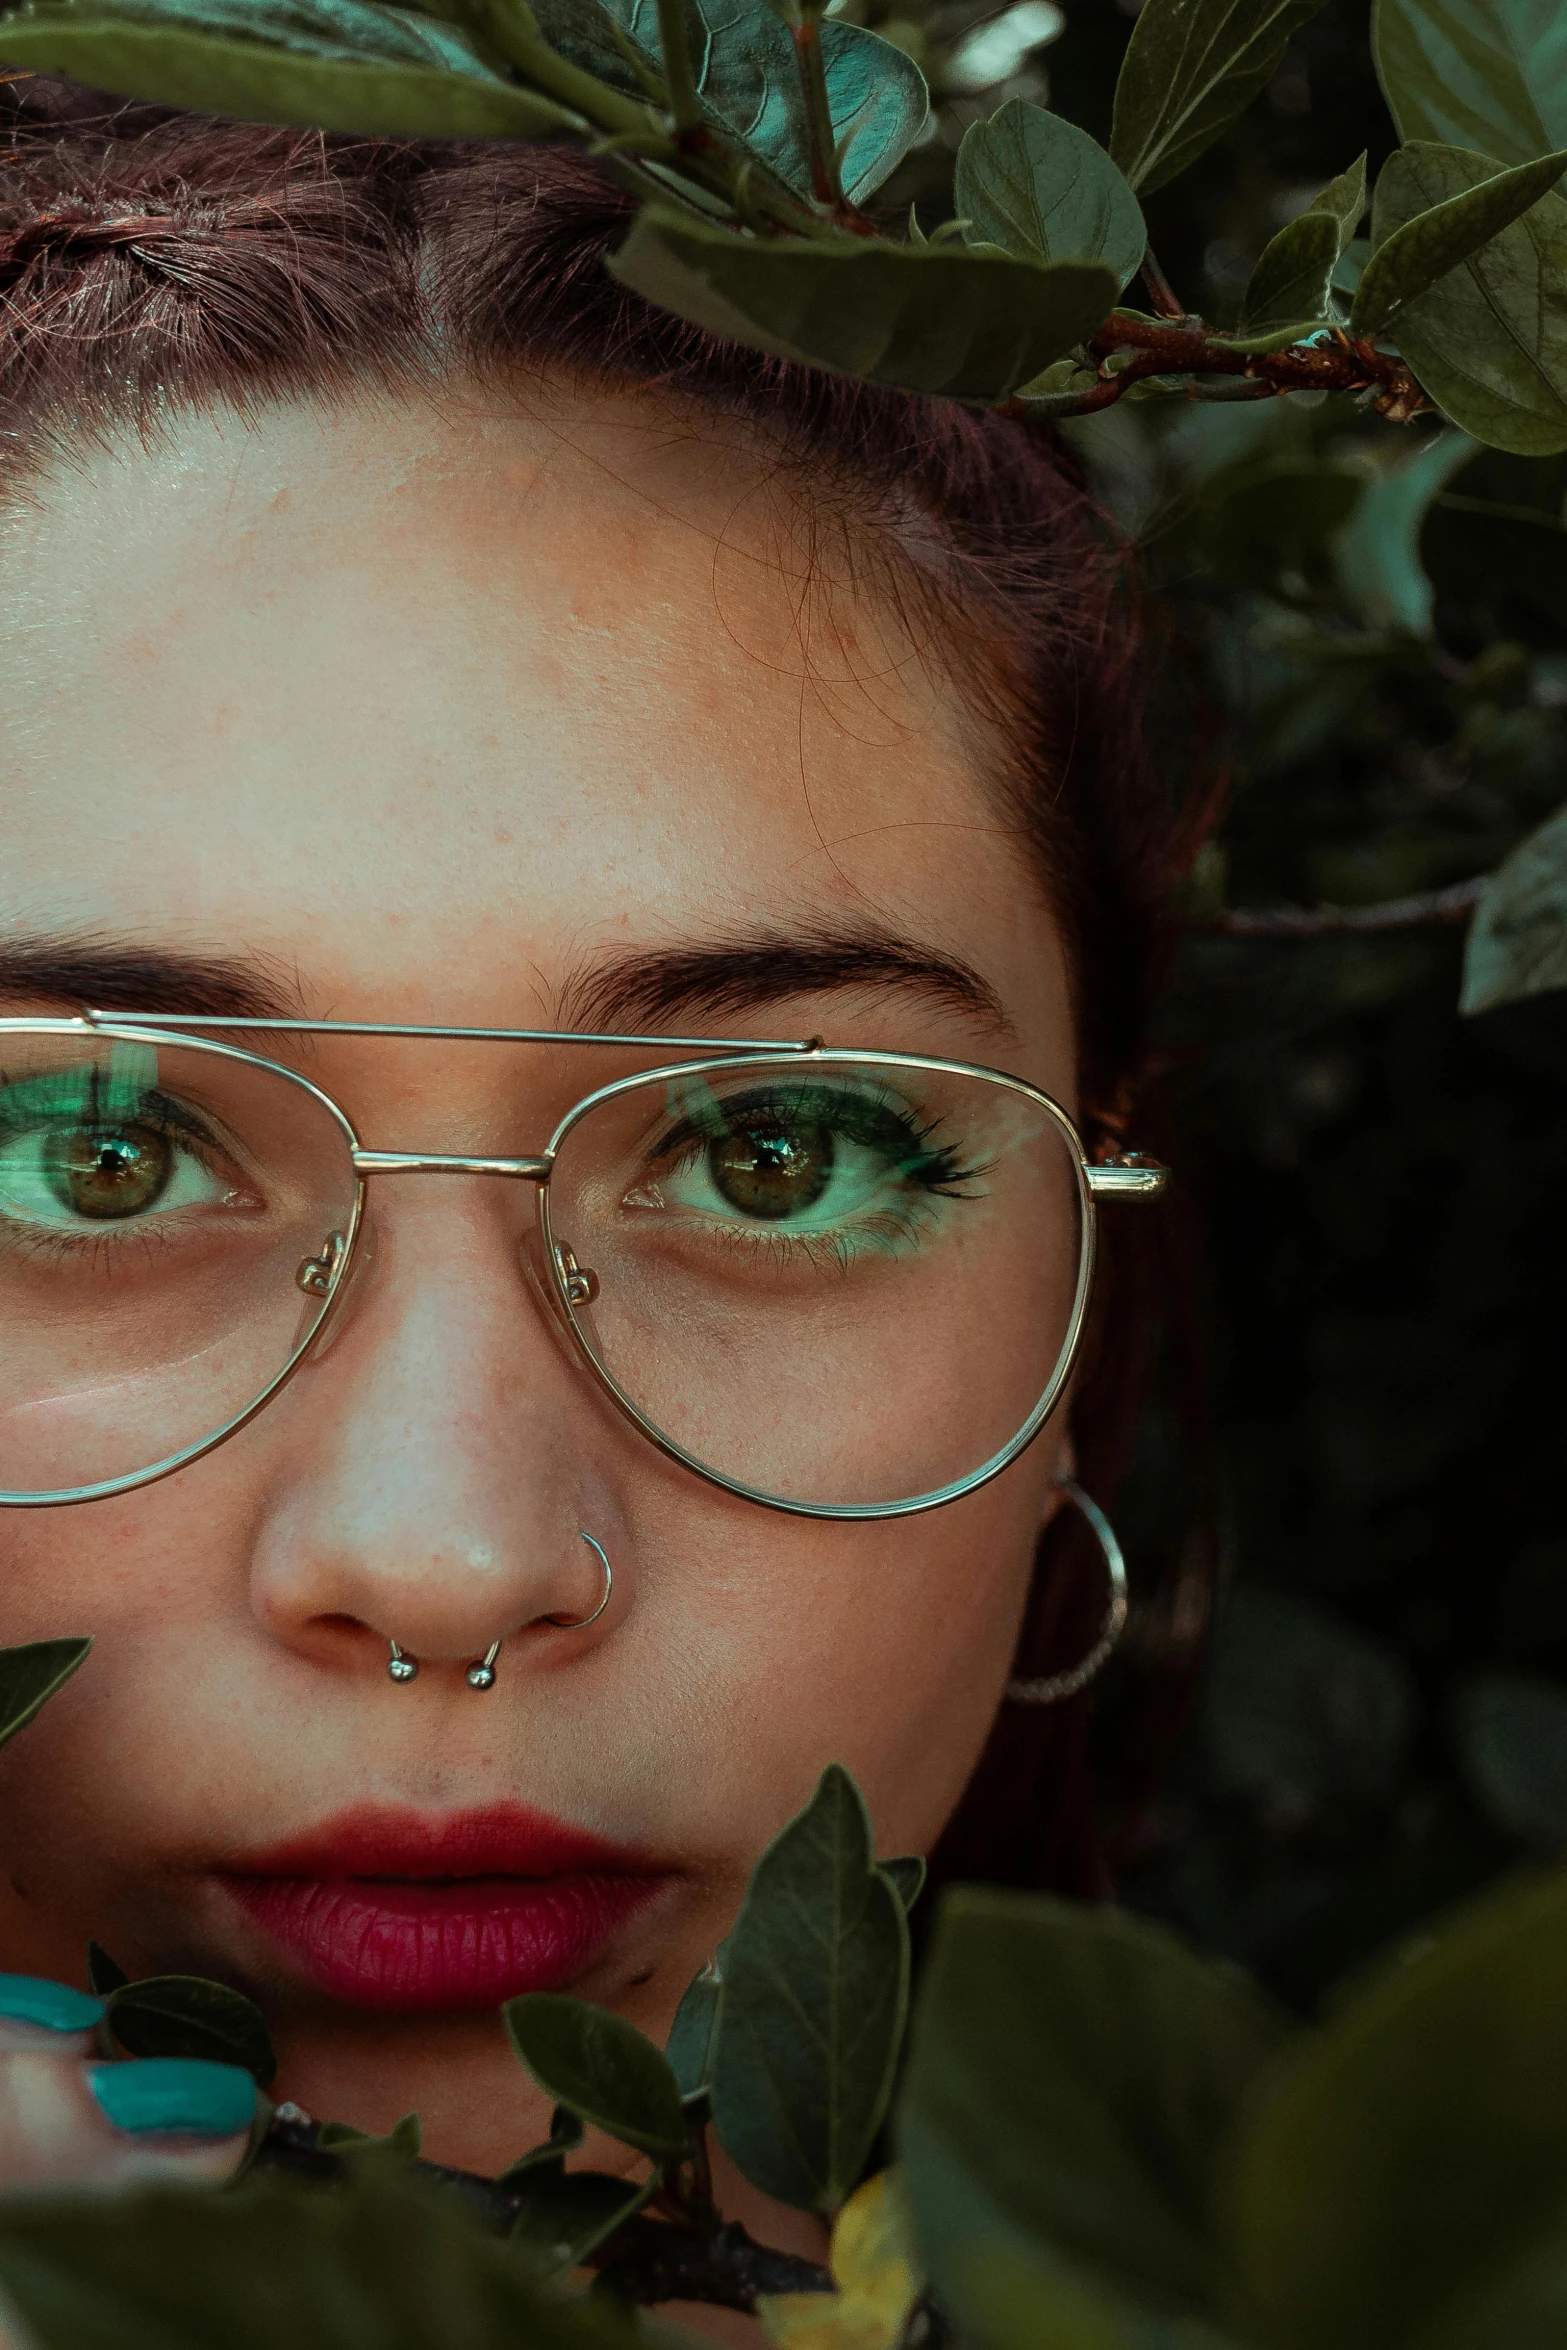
0;81;1198;1894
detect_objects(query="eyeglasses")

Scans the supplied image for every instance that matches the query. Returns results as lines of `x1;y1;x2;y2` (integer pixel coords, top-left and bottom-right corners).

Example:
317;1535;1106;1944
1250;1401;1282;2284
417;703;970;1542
0;1015;1166;1519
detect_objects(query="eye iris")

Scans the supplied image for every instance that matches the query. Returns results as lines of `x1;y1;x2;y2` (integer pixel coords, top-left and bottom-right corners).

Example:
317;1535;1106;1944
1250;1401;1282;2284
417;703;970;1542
709;1117;832;1220
47;1124;173;1220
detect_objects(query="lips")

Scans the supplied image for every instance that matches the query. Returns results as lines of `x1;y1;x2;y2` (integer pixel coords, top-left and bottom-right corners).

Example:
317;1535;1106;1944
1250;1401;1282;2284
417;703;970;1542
221;1805;667;2013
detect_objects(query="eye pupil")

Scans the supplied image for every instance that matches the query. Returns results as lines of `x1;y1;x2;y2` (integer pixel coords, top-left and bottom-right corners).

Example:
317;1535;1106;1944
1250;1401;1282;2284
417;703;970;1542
48;1124;172;1220
709;1118;833;1219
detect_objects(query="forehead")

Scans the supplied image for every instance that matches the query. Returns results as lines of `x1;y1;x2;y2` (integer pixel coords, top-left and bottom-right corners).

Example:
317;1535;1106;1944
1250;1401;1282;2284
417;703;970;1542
0;378;1064;1042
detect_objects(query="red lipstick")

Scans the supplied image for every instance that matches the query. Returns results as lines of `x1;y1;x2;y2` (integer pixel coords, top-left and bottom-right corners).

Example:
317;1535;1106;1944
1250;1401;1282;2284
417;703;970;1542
222;1806;667;2012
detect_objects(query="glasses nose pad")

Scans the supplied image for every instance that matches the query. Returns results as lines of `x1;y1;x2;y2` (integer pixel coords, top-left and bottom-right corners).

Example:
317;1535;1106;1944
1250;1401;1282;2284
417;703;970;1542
296;1215;376;1365
520;1230;601;1374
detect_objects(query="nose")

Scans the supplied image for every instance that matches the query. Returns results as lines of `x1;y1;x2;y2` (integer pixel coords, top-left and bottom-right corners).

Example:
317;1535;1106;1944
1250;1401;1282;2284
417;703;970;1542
246;1190;621;1680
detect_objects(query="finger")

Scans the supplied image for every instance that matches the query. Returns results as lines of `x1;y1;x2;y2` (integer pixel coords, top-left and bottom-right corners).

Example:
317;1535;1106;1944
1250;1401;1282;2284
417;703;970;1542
0;2051;257;2194
0;1974;103;2059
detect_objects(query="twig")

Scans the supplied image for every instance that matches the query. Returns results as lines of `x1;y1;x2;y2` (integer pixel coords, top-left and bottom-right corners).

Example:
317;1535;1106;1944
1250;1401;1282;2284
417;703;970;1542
1004;312;1429;422
255;2112;832;2310
653;0;702;136
1192;875;1485;938
593;2214;833;2311
789;14;873;230
1138;244;1186;321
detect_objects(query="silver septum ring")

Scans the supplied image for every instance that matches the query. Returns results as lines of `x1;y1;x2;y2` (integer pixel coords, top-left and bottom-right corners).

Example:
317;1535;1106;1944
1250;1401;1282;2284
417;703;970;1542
386;1532;611;1687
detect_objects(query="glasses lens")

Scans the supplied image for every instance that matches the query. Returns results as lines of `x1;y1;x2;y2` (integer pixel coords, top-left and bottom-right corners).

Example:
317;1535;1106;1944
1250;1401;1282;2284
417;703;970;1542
547;1057;1086;1510
0;1030;358;1501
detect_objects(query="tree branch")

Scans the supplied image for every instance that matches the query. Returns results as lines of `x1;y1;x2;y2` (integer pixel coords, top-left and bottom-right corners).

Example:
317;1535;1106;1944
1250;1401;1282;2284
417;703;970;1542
1192;875;1485;938
1138;244;1186;321
1004;313;1430;422
256;2111;833;2310
592;2215;833;2311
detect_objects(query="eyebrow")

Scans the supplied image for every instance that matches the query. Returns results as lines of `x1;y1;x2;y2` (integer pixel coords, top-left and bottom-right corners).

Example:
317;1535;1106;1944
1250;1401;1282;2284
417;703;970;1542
560;923;1010;1036
0;922;1009;1035
0;933;299;1019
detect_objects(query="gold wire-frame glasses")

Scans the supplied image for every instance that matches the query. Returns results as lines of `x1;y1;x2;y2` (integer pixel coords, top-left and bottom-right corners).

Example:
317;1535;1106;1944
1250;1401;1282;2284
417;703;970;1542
0;1012;1167;1520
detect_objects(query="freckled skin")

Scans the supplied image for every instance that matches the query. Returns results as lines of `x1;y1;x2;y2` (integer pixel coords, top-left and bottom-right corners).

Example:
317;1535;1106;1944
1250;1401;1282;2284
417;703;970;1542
0;377;1078;2276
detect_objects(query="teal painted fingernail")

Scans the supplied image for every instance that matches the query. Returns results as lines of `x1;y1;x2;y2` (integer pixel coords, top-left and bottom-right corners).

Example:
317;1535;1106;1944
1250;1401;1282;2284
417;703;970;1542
88;2059;257;2140
0;1974;104;2033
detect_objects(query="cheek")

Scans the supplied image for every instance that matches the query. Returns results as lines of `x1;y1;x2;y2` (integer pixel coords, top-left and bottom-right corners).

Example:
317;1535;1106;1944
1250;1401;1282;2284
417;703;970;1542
0;1467;262;1877
624;1435;1057;1857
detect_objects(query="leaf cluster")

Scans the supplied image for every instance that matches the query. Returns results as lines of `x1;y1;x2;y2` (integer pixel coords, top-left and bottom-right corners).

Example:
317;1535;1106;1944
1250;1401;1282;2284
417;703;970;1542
498;1763;922;2278
1;1664;1566;2350
1;0;1566;440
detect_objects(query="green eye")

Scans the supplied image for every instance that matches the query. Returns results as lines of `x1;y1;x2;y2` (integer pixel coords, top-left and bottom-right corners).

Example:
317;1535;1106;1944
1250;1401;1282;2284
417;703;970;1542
43;1123;175;1221
706;1114;834;1220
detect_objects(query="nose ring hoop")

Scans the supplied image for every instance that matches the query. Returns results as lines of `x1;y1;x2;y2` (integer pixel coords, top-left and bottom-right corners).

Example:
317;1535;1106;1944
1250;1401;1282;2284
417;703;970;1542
385;1532;613;1688
544;1531;614;1631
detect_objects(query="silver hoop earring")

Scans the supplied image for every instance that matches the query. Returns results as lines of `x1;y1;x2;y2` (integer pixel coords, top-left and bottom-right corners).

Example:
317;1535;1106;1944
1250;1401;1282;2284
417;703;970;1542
543;1532;613;1631
1006;1478;1128;1706
387;1641;418;1684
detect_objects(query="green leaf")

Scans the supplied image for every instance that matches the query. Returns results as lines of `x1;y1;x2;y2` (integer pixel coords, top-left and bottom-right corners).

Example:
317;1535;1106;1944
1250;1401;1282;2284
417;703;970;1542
1352;140;1567;336
0;2166;638;2350
1198;457;1366;596
608;205;1119;401
0;1638;90;1751
711;1764;909;2213
1374;0;1567;169
1225;1869;1567;2350
541;0;926;204
665;1966;722;2097
946;2238;1249;2350
1333;424;1475;630
1356;142;1567;451
1458;1675;1567;1853
1420;447;1567;632
508;2168;655;2278
106;1976;278;2089
955;100;1145;288
897;1889;1290;2336
84;1943;129;1999
1312;150;1370;247
504;1993;687;2160
1460;797;1567;1011
879;1856;926;1914
0;0;579;139
498;2105;587;2186
1410;2224;1567;2350
1238;155;1363;328
1109;0;1334;196
1241;209;1340;328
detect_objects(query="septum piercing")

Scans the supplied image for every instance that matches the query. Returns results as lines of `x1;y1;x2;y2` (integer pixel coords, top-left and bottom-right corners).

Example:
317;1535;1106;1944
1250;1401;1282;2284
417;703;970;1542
385;1532;614;1687
465;1641;501;1692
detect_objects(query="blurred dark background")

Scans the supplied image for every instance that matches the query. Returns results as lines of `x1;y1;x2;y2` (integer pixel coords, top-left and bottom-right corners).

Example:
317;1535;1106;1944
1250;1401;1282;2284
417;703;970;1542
861;0;1567;2008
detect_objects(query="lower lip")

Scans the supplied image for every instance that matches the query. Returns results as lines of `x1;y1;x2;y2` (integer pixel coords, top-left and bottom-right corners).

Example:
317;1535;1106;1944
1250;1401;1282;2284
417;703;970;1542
225;1873;662;2012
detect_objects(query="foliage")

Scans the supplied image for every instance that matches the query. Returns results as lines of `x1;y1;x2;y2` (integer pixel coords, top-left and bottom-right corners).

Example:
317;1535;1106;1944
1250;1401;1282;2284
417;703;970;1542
0;0;1561;447
2;0;1566;1007
0;1;1556;2340
4;1667;1567;2350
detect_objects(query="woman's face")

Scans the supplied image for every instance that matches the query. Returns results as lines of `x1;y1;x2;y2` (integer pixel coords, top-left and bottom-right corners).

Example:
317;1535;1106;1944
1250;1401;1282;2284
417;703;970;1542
0;379;1076;2174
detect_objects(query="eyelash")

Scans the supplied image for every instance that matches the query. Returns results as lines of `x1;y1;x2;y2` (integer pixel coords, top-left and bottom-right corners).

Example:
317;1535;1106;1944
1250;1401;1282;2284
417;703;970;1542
0;1082;233;1257
649;1088;988;1208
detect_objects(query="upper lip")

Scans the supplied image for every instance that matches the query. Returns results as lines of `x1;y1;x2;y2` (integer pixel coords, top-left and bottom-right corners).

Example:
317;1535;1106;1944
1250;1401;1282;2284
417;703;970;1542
221;1802;660;1882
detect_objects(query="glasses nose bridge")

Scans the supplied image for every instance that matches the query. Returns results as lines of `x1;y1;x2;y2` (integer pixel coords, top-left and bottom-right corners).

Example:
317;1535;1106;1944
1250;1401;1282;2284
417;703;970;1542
349;1150;555;1182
